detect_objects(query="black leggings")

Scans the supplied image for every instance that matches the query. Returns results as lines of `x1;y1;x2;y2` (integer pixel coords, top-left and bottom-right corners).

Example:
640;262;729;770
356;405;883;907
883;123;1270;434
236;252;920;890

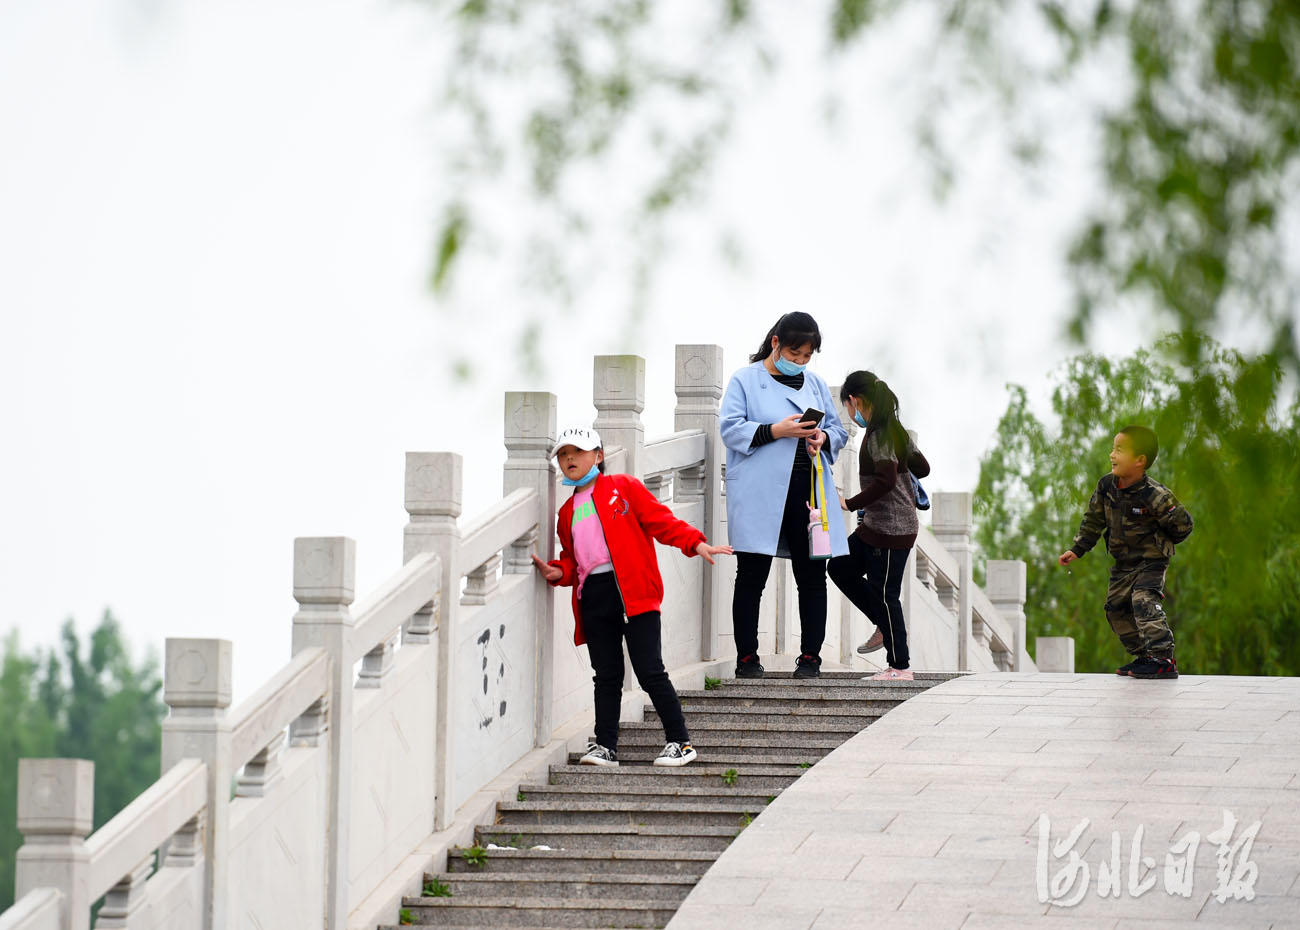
828;536;911;670
581;573;690;750
731;466;828;659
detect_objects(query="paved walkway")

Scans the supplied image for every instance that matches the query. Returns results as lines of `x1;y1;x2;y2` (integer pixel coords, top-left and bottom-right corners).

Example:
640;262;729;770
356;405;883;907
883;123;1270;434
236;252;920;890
666;673;1300;930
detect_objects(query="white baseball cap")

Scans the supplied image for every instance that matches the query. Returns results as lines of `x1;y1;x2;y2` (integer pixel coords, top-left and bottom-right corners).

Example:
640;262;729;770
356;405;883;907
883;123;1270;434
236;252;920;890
550;426;603;458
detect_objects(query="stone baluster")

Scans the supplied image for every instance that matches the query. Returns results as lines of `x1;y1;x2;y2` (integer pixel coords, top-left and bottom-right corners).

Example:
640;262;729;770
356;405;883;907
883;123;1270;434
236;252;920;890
161;638;232;930
504;391;557;747
234;731;286;798
914;549;937;590
987;559;1028;672
291;537;355;930
461;553;502;605
643;471;673;502
403;453;461;829
932;492;974;671
95;855;153;929
674;345;726;660
593;355;646;479
14;758;94;930
356;635;396;689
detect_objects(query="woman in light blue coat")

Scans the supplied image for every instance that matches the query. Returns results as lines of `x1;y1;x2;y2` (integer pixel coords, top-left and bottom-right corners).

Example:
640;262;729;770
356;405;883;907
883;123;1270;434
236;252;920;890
721;312;848;679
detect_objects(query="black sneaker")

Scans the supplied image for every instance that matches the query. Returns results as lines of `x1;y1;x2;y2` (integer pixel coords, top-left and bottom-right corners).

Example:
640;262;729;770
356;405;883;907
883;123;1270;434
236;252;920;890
735;654;765;679
793;654;821;679
1129;656;1179;680
578;742;619;766
1116;658;1141;676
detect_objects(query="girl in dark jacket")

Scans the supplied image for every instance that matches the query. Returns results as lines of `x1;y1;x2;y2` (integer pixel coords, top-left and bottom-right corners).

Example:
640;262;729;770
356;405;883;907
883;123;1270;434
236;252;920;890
829;372;929;681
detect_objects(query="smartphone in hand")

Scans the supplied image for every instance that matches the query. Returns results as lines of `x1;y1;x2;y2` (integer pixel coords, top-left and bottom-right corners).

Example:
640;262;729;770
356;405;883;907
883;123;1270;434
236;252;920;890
800;407;824;425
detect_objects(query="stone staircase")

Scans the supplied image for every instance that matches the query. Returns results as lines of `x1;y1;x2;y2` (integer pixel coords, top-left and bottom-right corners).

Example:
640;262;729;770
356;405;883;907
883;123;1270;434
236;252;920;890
382;670;960;929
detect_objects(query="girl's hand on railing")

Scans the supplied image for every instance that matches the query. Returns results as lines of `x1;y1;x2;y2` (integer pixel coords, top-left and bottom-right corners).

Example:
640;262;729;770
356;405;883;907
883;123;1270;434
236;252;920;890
530;554;563;582
694;542;734;565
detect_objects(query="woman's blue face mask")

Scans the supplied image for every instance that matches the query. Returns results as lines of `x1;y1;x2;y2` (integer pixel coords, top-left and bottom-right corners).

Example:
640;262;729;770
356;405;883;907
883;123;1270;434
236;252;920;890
562;463;601;487
774;354;806;376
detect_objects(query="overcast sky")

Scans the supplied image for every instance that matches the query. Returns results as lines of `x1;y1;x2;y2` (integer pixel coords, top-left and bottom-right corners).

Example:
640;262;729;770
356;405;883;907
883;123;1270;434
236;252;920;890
1;0;1170;700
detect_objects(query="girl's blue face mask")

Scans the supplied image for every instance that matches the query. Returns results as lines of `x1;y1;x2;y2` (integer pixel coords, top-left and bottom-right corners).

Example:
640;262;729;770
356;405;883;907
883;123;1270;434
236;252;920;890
774;354;806;376
853;410;868;428
562;463;601;487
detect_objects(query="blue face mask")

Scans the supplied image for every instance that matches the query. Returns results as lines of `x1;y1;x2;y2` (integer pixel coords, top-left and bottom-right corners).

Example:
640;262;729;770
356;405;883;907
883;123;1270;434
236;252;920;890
774;354;806;376
853;410;868;428
562;463;601;487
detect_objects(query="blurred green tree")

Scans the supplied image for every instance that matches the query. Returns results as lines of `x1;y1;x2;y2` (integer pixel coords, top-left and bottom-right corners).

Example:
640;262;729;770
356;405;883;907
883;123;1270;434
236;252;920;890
974;338;1300;674
0;614;163;911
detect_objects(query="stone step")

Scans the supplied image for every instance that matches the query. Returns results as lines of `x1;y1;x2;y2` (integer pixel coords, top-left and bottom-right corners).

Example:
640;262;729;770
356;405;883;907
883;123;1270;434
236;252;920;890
733;670;962;681
676;693;905;713
547;763;803;789
469;822;740;852
617;717;868;736
647;707;883;728
443;847;717;876
701;683;930;699
603;731;848;752
566;748;826;767
412;871;696;902
518;782;778;804
493;798;769;828
392;896;675;927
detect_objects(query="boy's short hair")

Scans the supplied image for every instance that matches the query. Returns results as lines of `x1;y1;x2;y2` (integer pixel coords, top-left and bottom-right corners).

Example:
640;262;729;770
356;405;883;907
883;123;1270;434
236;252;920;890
1119;425;1159;468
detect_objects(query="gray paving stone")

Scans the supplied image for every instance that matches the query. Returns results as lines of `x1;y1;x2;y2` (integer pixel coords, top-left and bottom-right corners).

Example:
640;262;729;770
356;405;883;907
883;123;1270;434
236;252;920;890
814;909;971;930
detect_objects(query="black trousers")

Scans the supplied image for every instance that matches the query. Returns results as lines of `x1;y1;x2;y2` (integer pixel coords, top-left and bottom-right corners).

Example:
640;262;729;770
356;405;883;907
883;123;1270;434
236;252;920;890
829;535;911;670
581;573;690;750
732;465;828;659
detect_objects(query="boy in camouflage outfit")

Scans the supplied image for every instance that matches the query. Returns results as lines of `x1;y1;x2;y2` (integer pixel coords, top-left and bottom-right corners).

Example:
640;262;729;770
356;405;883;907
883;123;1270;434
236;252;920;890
1058;425;1193;680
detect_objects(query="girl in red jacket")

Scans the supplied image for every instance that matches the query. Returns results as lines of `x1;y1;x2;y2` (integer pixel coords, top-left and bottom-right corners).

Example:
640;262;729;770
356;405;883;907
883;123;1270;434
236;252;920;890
531;426;732;767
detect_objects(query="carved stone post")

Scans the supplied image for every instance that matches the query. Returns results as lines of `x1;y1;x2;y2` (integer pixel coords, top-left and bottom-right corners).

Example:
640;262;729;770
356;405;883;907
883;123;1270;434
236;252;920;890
162;638;232;930
404;453;461;829
1036;636;1075;673
593;355;646;479
674;345;725;660
987;559;1028;672
504;391;558;746
932;492;974;671
291;538;355;930
15;758;94;930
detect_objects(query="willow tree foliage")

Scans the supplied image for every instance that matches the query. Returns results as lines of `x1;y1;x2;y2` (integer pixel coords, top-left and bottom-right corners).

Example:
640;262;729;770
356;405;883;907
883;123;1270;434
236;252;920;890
974;340;1300;675
428;0;1298;369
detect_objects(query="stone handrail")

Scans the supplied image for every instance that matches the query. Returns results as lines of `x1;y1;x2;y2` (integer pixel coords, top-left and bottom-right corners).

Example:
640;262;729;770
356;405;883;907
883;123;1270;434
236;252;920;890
458;487;537;574
228;647;330;770
2;343;1037;930
0;889;60;930
348;552;441;664
83;759;207;904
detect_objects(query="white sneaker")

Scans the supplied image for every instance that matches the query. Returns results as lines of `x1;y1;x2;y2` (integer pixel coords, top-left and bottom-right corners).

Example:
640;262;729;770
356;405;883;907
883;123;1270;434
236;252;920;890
579;742;619;767
865;668;914;681
653;742;697;767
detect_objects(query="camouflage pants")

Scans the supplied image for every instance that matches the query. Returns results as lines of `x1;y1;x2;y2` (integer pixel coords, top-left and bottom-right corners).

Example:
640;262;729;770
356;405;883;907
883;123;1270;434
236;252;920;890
1105;559;1174;658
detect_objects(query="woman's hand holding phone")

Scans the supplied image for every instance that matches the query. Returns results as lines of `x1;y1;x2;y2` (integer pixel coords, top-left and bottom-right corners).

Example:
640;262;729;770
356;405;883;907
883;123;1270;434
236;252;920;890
772;414;819;440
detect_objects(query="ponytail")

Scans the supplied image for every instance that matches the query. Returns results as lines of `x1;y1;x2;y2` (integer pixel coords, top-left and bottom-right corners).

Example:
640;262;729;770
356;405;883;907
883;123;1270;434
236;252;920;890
750;311;823;363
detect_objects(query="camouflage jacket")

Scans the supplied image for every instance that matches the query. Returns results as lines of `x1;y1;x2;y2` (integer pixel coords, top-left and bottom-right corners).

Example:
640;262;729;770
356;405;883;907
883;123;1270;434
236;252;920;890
1070;474;1194;562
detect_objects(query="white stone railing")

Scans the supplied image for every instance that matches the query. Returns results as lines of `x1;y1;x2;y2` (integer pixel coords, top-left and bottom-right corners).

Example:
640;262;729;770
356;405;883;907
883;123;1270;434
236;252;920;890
2;343;1031;930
